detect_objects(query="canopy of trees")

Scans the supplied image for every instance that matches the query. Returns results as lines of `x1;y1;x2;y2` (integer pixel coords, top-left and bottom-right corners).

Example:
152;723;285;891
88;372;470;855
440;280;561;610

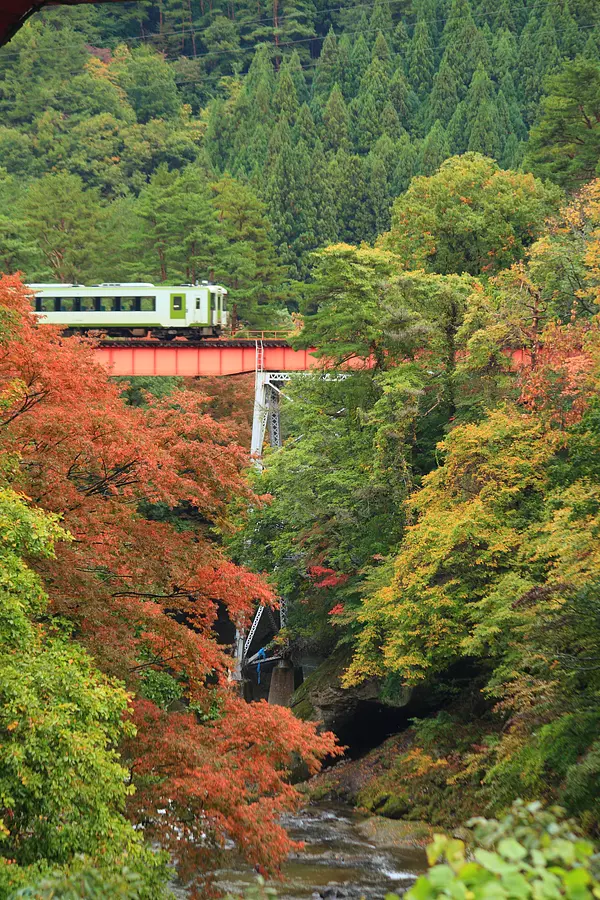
3;0;600;890
0;0;598;283
0;276;338;895
237;169;600;830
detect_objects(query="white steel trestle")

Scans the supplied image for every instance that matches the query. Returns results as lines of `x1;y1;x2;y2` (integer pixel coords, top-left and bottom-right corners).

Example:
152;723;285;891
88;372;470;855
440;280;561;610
233;343;292;681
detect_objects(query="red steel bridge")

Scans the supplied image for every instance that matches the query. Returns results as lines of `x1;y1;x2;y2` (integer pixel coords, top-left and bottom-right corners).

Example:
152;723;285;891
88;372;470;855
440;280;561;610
94;338;319;378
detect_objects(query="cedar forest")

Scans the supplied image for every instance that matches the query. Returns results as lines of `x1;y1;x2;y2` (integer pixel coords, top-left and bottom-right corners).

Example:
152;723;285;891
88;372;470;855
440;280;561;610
1;0;600;897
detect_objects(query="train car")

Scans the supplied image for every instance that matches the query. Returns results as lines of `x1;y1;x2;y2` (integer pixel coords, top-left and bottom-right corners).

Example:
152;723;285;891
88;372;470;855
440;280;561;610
27;282;228;339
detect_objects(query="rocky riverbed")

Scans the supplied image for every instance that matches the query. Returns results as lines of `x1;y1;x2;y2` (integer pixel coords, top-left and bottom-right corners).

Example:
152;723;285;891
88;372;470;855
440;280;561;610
213;805;428;900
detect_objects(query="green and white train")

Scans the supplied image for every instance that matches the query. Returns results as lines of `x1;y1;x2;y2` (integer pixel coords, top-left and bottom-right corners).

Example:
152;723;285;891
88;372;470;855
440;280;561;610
28;282;229;339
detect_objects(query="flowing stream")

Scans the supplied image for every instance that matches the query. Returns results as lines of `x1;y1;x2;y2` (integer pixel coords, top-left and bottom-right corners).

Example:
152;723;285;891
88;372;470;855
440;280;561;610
213;805;426;900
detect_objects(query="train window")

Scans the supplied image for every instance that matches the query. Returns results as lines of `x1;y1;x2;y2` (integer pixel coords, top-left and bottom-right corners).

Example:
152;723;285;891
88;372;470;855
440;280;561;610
60;297;78;312
80;297;95;312
196;299;201;310
210;293;216;311
222;295;227;311
36;297;59;312
120;297;137;312
172;296;182;311
95;297;116;312
140;296;156;312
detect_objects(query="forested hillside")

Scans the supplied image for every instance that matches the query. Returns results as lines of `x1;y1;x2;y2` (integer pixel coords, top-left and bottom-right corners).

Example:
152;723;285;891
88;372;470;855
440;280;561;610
1;0;599;294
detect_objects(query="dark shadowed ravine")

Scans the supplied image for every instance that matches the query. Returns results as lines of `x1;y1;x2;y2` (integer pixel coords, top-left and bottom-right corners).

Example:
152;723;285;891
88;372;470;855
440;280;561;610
213;805;426;900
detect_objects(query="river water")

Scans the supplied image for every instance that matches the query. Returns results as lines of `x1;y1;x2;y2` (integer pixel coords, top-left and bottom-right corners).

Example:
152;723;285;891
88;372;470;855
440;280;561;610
213;805;426;900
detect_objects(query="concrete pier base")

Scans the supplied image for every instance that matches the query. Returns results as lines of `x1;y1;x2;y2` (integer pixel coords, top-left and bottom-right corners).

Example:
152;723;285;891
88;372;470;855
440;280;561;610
268;659;295;706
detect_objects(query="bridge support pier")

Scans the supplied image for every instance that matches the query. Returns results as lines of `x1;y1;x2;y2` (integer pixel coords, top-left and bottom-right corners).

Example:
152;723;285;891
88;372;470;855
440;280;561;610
250;371;290;466
267;658;295;706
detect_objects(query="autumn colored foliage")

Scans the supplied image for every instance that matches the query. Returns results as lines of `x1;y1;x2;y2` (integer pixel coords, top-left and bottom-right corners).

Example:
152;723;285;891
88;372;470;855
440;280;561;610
0;275;338;893
241;175;600;831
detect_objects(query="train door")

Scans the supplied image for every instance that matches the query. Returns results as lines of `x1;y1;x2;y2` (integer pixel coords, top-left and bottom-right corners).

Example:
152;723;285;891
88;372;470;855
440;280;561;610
210;291;219;326
193;295;205;324
170;292;186;320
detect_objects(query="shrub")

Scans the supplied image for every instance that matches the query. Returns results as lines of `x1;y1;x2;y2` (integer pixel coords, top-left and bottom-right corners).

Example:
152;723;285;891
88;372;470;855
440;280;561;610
405;800;599;900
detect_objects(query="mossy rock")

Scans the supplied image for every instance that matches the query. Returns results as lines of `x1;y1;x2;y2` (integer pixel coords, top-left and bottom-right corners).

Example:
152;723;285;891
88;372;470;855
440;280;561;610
358;787;411;820
291;695;316;722
355;815;433;849
290;648;381;730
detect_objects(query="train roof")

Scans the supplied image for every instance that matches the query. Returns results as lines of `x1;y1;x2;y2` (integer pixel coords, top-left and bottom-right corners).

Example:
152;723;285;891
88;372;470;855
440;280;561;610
28;282;227;292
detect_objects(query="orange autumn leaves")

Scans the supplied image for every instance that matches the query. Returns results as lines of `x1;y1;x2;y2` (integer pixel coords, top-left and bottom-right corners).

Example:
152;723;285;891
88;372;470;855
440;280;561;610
0;275;339;884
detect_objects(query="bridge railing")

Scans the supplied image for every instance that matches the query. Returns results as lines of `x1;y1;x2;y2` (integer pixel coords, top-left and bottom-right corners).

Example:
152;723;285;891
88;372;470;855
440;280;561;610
232;329;297;341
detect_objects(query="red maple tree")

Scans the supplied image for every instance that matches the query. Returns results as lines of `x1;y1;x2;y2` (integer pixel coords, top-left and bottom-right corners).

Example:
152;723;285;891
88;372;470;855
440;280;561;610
0;275;339;889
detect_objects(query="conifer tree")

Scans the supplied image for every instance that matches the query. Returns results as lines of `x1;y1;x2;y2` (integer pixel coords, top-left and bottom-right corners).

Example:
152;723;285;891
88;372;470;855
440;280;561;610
372;30;393;72
427;55;461;127
244;43;276;98
266;114;292;169
391;133;419;194
131;164;223;284
369;0;394;40
495;88;514;141
501;132;525;170
389;66;419;130
493;0;517;32
21;172;104;283
349;34;371;97
440;0;483;96
328;150;372;243
381;101;403;140
265;129;316;277
468;101;502;159
322;83;351;152
408;18;435;98
370;133;399;180
368;153;392;239
464;62;496;126
491;28;518;84
312;28;340;99
264;122;299;273
419;120;450;176
583;26;600;60
446;101;469;155
356;10;372;44
359;57;391;116
268;0;317;65
274;63;300;121
518;12;562;121
554;0;581;57
393;20;411;64
524;57;600;190
337;34;354;99
287;49;308;104
294;102;318;147
355;93;383;153
246;125;270;187
211;172;287;328
310;138;338;247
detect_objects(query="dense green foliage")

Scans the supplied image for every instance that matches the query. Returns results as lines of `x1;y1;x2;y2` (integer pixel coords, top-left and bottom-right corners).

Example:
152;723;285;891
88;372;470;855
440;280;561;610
3;0;600;887
406;801;600;900
0;482;168;897
237;166;600;830
0;0;598;286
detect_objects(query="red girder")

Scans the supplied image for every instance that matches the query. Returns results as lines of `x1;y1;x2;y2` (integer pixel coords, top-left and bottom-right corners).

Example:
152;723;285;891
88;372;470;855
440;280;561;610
94;340;320;377
93;341;531;378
